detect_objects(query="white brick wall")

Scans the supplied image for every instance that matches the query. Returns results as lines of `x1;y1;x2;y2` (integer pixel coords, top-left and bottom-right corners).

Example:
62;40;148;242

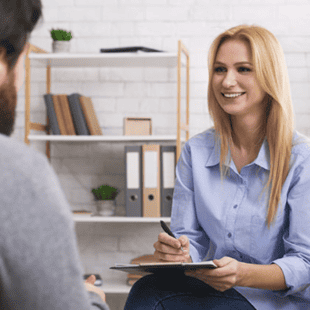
14;1;310;309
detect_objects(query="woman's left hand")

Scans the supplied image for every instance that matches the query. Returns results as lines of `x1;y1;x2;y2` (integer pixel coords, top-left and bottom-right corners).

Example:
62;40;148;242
185;256;243;292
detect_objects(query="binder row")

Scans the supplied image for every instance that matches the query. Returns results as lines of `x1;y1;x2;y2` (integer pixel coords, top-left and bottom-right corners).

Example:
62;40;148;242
125;145;176;217
43;93;102;136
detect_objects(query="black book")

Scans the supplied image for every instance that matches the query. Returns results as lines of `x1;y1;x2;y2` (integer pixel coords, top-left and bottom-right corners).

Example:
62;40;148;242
43;94;61;135
100;46;164;53
67;93;90;135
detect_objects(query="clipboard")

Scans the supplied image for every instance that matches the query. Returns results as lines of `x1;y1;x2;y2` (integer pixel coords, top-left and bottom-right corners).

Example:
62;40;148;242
110;261;217;276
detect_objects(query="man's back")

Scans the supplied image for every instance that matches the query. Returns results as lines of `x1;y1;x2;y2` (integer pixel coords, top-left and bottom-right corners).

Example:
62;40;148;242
0;134;108;309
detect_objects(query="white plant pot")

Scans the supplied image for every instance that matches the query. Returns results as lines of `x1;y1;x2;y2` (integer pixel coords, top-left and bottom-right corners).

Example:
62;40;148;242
52;41;71;53
92;200;116;217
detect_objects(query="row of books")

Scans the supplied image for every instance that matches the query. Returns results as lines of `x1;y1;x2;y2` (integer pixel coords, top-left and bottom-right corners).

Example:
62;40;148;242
43;93;103;135
125;144;176;218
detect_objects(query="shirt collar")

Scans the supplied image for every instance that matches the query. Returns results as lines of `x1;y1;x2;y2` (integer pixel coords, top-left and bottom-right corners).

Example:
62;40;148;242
253;138;270;171
205;134;221;167
205;136;270;171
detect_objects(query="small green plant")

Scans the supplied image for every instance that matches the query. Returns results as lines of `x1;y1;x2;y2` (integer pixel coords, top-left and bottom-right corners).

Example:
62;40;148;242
92;185;119;201
50;28;73;41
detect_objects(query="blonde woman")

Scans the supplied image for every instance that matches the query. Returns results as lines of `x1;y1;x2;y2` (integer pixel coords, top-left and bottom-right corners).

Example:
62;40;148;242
124;25;310;310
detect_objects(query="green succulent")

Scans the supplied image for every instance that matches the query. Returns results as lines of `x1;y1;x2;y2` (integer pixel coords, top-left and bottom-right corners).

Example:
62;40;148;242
92;185;119;201
50;28;73;41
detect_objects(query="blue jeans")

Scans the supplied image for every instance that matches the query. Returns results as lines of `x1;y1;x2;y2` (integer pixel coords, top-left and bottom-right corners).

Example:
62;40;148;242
124;273;256;310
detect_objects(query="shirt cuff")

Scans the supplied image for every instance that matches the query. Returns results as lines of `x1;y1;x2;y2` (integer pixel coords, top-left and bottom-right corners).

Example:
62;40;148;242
272;256;310;296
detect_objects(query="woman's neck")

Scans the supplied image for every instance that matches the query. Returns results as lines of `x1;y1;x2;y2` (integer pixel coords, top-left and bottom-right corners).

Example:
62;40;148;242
230;114;266;153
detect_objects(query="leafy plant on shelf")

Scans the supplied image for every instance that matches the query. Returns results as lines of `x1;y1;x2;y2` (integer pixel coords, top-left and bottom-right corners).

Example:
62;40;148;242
50;28;73;41
91;185;119;201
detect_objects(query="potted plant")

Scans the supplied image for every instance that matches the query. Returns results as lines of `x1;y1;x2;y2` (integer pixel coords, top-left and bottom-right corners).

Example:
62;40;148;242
50;28;73;53
91;185;120;216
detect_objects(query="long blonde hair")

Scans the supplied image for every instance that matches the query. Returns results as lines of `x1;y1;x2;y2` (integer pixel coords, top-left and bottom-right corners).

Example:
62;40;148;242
208;25;294;226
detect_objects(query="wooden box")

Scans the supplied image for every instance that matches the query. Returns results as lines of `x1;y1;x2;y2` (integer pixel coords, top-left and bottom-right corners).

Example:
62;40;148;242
124;117;152;136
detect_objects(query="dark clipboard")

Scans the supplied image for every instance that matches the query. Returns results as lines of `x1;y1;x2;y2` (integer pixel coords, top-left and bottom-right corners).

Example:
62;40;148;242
100;46;164;53
110;261;217;276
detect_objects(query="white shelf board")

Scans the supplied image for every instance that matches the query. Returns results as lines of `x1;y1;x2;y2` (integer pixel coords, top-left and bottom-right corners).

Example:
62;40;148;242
101;282;131;294
73;215;171;223
28;52;182;68
28;135;182;142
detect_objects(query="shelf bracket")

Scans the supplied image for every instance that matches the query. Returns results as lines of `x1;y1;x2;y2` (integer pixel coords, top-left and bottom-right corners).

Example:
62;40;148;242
177;40;190;161
25;44;51;159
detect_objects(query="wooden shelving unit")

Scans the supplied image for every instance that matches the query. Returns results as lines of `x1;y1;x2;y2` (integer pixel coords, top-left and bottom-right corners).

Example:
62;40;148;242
24;41;190;295
24;41;190;160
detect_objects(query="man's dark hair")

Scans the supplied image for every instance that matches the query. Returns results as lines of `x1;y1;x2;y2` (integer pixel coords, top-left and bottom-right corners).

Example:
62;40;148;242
0;0;42;70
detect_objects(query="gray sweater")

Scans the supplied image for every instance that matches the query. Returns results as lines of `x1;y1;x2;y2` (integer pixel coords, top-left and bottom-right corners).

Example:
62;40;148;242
0;134;109;310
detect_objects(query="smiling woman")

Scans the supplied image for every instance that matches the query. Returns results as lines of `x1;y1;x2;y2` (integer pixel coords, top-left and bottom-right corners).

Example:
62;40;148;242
211;38;269;173
124;24;310;310
207;25;294;226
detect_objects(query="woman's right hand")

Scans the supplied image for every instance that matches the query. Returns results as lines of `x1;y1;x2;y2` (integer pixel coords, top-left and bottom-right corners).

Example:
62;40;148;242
153;232;192;263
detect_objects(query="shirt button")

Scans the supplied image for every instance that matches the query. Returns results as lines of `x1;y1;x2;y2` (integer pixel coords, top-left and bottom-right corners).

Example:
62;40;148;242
233;205;237;209
227;232;232;238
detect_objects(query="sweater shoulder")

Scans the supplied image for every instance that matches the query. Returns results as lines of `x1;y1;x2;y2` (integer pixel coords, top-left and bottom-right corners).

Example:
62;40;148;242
0;134;49;177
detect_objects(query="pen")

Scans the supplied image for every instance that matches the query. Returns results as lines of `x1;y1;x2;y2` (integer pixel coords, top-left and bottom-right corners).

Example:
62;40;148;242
160;220;184;252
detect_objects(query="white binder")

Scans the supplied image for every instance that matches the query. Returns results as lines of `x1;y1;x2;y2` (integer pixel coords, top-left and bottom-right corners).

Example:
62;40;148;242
125;145;143;217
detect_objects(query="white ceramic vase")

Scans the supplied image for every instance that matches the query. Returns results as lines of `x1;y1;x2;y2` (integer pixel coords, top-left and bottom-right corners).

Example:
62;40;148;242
52;40;71;53
93;200;116;216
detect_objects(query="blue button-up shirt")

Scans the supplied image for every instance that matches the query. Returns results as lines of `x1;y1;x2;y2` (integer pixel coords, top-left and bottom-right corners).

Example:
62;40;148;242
171;128;310;309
